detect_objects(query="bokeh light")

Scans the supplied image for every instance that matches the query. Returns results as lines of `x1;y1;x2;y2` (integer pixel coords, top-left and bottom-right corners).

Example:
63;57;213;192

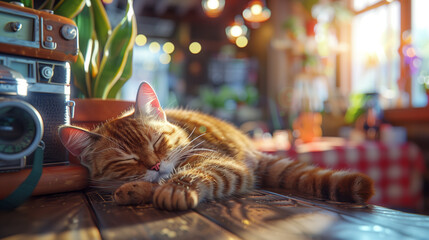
159;53;171;64
149;42;161;53
163;42;175;54
236;36;248;48
189;42;202;54
135;34;147;46
230;25;243;37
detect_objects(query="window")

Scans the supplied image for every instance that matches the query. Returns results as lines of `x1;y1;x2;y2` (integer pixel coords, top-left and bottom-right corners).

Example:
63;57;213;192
412;0;429;107
353;0;383;11
349;0;429;108
351;1;400;105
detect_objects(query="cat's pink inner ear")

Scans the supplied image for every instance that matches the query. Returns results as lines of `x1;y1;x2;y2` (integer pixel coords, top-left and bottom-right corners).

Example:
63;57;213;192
135;82;166;121
58;126;92;156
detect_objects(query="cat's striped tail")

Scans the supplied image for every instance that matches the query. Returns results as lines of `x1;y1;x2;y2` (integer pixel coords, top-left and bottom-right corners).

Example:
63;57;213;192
256;154;375;203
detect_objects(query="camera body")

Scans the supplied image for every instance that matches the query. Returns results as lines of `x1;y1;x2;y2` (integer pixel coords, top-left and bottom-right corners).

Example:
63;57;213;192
0;1;78;171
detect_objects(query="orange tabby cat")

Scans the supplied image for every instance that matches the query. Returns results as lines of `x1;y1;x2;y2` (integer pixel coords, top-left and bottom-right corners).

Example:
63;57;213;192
59;82;374;210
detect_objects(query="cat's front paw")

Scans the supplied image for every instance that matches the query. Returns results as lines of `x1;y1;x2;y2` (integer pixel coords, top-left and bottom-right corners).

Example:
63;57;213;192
153;181;199;211
113;181;155;205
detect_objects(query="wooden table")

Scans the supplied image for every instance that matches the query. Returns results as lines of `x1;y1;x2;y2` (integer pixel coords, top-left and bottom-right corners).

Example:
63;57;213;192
1;188;429;240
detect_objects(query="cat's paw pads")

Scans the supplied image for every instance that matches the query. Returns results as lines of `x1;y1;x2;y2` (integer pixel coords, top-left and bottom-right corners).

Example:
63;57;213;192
113;181;154;205
153;182;199;211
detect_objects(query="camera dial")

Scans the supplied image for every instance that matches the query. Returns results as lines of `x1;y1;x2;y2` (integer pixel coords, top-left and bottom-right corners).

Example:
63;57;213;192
0;99;43;161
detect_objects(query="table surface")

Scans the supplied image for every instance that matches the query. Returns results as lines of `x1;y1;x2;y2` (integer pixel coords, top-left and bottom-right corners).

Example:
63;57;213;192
1;188;429;240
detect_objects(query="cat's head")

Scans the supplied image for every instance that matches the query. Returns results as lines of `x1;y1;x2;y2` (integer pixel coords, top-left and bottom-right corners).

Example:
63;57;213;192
58;82;188;181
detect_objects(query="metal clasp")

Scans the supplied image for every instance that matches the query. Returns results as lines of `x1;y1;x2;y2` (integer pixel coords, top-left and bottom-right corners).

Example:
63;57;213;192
66;100;75;119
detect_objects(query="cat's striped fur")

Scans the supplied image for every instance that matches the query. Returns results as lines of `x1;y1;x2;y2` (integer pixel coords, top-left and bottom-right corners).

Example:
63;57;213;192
59;82;374;211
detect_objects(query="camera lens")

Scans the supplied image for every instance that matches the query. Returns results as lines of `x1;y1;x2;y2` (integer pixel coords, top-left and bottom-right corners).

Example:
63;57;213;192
0;108;26;141
0;99;43;161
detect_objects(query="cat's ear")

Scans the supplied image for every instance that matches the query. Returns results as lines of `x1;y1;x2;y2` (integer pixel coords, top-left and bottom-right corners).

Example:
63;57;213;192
58;126;96;156
135;82;166;121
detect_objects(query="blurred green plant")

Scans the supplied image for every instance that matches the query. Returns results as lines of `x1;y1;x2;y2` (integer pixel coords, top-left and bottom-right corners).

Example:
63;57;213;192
345;93;371;124
282;17;304;39
200;84;259;110
2;0;137;99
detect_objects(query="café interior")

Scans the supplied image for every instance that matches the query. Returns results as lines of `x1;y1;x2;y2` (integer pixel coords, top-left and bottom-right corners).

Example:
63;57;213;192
0;0;428;223
1;0;429;238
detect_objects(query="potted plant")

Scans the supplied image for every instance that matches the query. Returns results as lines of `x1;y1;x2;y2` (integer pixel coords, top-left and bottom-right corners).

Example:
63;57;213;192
67;0;137;129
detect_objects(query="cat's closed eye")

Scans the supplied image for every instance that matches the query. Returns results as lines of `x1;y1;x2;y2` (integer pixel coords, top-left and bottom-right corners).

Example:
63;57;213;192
122;158;139;163
153;134;164;149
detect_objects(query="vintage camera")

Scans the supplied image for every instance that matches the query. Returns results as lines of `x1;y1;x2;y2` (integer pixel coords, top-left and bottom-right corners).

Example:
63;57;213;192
0;1;78;171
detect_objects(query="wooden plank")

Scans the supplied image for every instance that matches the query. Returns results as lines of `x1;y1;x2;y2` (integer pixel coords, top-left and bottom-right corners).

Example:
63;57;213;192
85;189;241;240
0;192;101;240
264;189;429;239
195;190;344;239
195;189;429;240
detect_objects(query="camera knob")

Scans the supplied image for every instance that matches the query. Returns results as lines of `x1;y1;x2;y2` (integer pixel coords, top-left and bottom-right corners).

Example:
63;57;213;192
41;9;54;14
40;66;54;80
8;22;22;32
61;24;77;40
10;1;24;7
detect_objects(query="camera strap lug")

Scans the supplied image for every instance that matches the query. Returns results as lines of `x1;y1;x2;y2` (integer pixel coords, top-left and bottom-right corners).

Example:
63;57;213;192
0;142;44;210
67;100;75;119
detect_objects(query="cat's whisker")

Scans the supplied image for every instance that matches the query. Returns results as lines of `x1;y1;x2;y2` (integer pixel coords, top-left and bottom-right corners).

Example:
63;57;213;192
188;148;216;153
89;179;127;191
161;136;207;165
187;127;196;139
85;147;120;155
179;134;205;153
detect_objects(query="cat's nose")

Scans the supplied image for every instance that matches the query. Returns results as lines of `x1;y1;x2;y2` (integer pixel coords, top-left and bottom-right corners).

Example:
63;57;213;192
150;162;160;171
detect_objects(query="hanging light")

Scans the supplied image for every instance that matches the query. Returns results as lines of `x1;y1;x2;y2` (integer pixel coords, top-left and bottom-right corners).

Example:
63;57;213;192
225;16;248;43
201;0;225;18
242;0;271;23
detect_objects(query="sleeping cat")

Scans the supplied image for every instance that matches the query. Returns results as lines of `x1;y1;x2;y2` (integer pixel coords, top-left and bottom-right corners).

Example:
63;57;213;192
58;82;374;210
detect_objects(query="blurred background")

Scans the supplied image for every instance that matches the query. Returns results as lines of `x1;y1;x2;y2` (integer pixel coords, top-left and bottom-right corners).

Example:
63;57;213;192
36;0;429;214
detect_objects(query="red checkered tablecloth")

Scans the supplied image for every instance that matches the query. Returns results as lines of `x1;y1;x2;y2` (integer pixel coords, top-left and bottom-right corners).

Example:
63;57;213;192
289;141;425;210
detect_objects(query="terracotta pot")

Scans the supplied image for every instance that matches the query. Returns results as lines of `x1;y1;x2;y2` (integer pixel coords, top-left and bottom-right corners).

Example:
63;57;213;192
71;98;134;130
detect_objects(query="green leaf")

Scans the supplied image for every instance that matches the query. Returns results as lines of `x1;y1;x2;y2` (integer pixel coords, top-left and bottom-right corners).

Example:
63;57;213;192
1;0;33;8
74;4;93;63
22;0;33;8
106;50;133;99
53;0;85;19
38;0;55;10
90;0;111;53
71;51;89;97
90;34;100;79
93;0;136;99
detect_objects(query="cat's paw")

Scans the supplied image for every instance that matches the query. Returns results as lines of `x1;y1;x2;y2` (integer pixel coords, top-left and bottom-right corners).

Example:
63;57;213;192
153;181;199;211
113;181;155;205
